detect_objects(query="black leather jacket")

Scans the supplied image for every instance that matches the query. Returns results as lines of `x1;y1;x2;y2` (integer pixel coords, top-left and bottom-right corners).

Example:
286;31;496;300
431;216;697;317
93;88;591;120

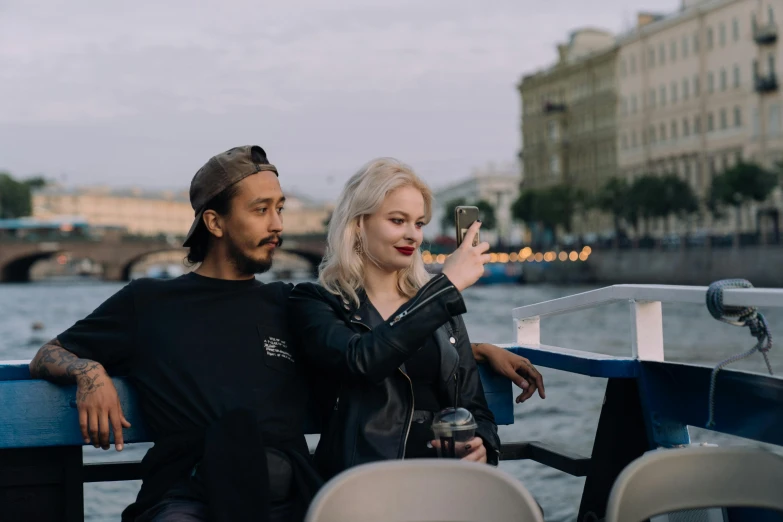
288;274;500;479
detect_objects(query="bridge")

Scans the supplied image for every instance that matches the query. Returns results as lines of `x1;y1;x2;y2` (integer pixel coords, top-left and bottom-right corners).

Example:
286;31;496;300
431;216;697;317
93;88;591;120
0;235;327;283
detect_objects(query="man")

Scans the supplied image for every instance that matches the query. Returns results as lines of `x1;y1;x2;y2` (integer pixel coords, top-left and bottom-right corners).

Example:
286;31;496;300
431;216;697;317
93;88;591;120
29;145;544;522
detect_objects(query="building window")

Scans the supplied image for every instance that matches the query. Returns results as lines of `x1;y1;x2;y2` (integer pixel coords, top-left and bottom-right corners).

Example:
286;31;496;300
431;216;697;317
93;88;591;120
683;118;691;136
659;43;666;64
720;108;728;129
630;54;637;73
671;82;678;102
683;78;690;99
732;17;739;41
734;106;742;127
695;115;702;133
708;72;715;93
548;120;559;141
770;104;780;135
753;108;760;136
770;5;775;23
708;112;715;131
770;53;776;74
694;76;701;95
549;154;561;176
682;35;689;57
660;85;667;106
660;123;667;141
694;32;700;52
733;65;741;87
648;46;655;67
621;134;628;149
719;23;726;46
707;27;714;49
620;59;627;77
720;69;727;91
670;40;677;61
649;89;656;108
631;130;638;147
631;95;638;113
671;120;678;139
649;125;656;143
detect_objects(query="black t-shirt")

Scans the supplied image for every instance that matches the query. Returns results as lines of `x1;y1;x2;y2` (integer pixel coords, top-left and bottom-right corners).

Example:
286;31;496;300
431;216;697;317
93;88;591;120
57;272;307;513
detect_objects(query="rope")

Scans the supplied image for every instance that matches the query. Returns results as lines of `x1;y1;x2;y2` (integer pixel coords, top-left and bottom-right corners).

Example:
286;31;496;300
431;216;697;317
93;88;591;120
705;279;773;427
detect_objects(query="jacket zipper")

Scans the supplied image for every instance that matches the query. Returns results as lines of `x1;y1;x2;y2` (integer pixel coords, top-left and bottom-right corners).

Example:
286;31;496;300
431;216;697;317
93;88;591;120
389;285;454;327
399;368;414;459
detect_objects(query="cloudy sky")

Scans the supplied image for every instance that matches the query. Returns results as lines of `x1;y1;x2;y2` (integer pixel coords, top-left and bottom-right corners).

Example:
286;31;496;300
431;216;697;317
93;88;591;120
0;0;680;201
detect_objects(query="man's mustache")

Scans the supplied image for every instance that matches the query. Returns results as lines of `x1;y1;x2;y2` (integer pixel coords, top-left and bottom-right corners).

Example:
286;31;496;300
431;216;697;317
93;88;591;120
259;235;283;248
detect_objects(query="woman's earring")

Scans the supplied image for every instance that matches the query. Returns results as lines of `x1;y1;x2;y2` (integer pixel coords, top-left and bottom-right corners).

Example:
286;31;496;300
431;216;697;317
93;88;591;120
354;241;363;255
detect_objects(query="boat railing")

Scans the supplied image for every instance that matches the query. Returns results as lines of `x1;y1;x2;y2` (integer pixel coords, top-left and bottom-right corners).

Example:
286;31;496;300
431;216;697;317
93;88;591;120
511;283;783;361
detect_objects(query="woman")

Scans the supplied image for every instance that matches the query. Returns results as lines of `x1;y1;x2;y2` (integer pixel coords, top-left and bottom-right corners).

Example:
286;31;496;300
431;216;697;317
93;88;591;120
288;158;543;479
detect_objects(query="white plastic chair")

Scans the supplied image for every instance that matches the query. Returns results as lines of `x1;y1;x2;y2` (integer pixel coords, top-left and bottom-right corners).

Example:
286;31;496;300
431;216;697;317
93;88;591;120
305;459;544;522
606;446;783;522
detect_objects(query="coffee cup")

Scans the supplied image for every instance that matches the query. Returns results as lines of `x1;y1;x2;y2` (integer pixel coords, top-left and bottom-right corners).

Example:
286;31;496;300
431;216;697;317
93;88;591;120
431;407;477;459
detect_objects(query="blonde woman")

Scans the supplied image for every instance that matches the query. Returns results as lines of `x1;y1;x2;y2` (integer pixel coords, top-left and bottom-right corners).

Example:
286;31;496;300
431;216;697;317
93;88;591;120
288;158;544;479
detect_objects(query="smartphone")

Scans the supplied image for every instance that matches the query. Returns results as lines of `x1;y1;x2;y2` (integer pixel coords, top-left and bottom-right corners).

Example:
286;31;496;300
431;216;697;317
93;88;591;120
455;206;480;246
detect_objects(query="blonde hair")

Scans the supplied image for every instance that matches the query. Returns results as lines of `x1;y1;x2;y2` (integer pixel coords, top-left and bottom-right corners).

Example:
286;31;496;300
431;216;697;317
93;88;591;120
319;158;433;306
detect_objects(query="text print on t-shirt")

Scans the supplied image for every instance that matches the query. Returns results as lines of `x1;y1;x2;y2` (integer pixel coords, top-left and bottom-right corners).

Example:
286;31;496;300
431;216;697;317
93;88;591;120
265;336;295;364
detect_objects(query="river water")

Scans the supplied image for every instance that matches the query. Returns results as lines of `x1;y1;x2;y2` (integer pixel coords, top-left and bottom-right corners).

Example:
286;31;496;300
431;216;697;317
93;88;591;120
1;280;782;521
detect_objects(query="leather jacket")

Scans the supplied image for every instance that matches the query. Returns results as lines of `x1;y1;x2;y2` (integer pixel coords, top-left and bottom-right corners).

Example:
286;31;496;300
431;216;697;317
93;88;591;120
287;274;500;479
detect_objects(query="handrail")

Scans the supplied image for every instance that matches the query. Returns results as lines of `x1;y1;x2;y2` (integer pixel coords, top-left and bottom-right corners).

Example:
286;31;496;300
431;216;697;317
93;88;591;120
512;284;783;321
511;284;783;361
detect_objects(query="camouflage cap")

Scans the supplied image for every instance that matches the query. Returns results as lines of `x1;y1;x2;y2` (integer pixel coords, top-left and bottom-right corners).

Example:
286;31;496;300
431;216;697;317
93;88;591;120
183;145;278;247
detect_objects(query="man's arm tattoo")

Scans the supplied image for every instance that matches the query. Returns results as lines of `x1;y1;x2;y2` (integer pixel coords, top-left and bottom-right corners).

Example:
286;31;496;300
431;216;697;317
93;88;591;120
30;339;104;387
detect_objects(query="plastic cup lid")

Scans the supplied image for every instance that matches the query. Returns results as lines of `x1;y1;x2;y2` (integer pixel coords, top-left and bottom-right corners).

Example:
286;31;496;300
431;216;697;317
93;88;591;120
432;407;478;431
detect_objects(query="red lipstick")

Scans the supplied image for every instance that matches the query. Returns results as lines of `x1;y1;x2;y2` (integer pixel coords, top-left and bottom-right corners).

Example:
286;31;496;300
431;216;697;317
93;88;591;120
395;246;415;256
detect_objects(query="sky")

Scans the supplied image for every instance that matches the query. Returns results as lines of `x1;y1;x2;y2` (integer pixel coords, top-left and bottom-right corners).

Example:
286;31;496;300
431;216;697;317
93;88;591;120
0;0;681;201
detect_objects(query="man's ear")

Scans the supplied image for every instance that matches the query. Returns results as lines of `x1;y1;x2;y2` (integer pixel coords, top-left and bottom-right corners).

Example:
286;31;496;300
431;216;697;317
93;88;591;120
203;210;224;238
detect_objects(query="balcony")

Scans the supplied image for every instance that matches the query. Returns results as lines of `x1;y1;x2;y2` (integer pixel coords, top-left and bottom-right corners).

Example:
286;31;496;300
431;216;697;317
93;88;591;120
753;21;778;45
755;72;779;93
543;101;567;113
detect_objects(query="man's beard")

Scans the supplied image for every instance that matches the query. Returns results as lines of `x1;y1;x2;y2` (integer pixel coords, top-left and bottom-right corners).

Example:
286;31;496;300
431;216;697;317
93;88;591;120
226;235;282;276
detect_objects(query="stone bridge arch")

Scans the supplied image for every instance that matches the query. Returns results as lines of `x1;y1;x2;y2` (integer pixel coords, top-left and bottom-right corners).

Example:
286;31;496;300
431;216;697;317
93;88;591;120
0;235;327;282
1;249;61;282
116;248;189;281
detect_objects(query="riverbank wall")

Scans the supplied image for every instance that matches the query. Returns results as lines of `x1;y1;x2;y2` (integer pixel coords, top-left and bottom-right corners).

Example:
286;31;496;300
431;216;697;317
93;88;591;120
522;246;783;287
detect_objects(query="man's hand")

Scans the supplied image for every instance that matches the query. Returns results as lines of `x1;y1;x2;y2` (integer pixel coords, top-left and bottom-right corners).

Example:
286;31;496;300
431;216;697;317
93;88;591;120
76;365;132;451
30;339;131;451
473;343;546;403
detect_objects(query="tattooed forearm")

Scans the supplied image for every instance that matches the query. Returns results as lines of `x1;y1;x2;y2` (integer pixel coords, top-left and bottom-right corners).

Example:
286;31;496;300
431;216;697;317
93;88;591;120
29;339;105;387
75;371;105;403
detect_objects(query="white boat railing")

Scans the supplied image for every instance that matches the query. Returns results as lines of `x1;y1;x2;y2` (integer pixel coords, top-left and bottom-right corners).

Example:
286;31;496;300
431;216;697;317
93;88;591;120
512;284;783;361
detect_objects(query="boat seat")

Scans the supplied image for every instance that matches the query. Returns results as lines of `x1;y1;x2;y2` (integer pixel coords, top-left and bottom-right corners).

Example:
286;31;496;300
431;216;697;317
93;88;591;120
605;446;783;522
304;459;545;522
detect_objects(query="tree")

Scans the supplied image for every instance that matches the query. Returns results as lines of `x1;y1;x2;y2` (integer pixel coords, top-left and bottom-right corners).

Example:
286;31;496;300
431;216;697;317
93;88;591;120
473;200;496;230
511;190;536;224
708;161;778;245
439;198;467;234
626;175;665;236
510;185;582;246
0;173;50;219
595;178;631;241
661;174;699;220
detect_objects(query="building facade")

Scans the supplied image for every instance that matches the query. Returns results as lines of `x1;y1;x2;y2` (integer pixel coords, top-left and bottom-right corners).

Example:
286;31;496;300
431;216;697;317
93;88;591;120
519;29;620;196
32;185;332;238
616;0;782;235
428;163;525;246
